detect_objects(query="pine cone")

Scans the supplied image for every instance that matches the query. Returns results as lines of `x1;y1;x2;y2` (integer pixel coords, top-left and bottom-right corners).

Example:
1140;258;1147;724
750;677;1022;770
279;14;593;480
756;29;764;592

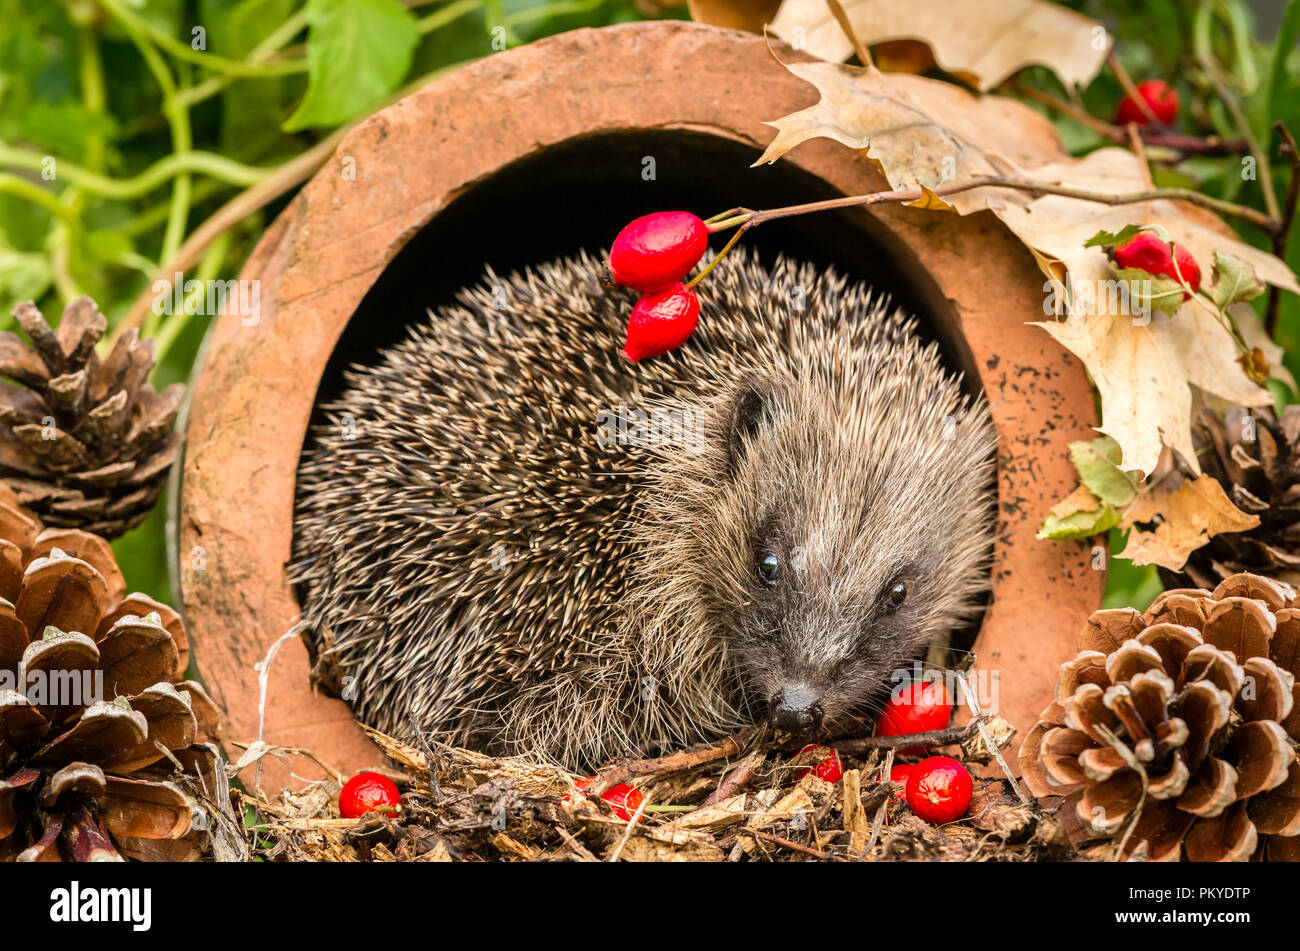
0;493;220;861
0;297;183;539
1019;572;1300;862
1162;406;1300;590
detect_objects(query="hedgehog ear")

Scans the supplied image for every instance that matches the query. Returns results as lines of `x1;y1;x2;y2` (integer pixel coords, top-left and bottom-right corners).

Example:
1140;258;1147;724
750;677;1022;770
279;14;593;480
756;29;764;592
726;376;779;475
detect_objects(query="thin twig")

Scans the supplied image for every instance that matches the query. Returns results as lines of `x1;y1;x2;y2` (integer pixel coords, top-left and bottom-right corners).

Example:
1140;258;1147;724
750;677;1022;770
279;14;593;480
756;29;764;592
702;754;760;806
859;748;895;860
1266;121;1300;338
1011;81;1246;156
606;790;650;862
1199;52;1280;219
555;826;598;862
1093;723;1148;860
956;672;1030;806
251;622;307;796
833;720;982;754
823;0;872;68
715;174;1279;236
407;714;443;802
862;798;889;859
1108;51;1162;126
1125;121;1155;190
739;828;841;861
588;727;758;797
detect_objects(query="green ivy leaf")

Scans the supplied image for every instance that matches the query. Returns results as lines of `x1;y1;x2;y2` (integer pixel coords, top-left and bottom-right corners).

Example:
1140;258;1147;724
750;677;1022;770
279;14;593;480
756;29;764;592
1069;436;1138;508
1038;500;1120;541
1084;224;1145;249
1112;266;1186;316
1208;250;1266;311
1084;223;1172;249
283;0;419;132
18;98;120;163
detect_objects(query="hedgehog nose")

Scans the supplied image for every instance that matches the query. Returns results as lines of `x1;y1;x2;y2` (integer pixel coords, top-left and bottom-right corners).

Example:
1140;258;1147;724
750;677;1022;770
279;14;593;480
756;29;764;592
768;685;824;733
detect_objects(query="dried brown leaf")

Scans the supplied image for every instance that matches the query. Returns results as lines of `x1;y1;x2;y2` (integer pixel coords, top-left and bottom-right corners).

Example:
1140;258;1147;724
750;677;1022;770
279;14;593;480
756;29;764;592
769;0;1108;90
1120;474;1261;570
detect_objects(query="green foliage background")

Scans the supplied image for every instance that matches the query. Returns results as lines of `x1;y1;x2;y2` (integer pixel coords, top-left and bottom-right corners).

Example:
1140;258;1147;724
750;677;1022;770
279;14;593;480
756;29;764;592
0;0;670;606
0;0;1295;617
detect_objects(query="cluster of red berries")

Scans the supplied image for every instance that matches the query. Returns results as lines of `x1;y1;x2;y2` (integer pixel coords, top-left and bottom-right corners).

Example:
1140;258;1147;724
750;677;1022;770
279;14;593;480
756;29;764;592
873;680;972;823
786;680;974;826
608;211;709;362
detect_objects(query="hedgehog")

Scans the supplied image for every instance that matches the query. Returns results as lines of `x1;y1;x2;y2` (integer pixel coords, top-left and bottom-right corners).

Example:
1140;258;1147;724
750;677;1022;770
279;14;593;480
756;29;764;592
289;247;997;769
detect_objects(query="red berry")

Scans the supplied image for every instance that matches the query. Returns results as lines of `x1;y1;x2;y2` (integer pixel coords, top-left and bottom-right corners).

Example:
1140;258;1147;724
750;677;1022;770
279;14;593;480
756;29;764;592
601;783;646;822
609;211;709;291
887;763;914;799
875;680;953;753
905;756;972;824
623;283;700;362
1114;230;1200;298
564;777;645;822
794;745;844;783
1116;79;1179;126
339;772;401;818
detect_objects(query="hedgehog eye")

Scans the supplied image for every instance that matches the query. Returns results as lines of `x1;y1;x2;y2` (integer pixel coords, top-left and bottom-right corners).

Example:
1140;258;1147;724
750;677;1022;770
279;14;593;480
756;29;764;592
758;551;780;587
885;580;910;612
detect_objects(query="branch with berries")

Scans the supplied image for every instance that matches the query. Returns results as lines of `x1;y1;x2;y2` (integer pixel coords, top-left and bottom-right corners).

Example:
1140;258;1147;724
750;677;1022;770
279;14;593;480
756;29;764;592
606;169;1294;364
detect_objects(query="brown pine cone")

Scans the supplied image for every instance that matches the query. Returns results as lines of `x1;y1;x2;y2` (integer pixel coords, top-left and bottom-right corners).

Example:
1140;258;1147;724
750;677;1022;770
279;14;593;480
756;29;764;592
1161;406;1300;590
0;494;220;861
1019;572;1300;861
0;297;183;538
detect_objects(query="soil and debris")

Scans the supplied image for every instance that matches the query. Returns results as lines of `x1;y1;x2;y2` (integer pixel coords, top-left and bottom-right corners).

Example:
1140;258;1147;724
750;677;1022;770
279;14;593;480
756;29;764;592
226;718;1087;862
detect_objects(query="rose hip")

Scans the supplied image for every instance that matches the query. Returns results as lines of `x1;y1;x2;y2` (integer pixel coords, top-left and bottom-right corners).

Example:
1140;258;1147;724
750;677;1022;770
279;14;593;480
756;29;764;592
339;772;401;818
623;282;700;362
1114;230;1200;298
1116;79;1179;126
794;745;844;783
905;756;972;824
609;211;709;291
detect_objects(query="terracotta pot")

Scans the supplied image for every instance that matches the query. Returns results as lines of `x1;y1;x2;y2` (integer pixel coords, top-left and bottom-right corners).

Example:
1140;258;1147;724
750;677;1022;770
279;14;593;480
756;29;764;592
176;20;1105;792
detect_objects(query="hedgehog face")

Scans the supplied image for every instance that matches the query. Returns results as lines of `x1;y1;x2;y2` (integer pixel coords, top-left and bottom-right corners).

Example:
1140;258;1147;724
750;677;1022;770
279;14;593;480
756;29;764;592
706;370;996;737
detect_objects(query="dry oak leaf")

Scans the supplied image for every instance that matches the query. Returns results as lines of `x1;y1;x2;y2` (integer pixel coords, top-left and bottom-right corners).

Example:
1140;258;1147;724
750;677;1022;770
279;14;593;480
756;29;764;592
756;62;1300;477
767;0;1108;91
1119;473;1260;570
753;61;1067;207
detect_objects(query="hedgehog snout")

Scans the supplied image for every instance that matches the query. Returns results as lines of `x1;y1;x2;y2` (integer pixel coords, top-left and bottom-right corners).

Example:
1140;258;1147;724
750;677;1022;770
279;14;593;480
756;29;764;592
767;683;825;734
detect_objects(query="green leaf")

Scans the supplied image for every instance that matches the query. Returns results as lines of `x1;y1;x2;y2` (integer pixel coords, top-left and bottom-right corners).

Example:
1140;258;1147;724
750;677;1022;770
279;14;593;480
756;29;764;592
1268;0;1300;125
18;98;120;163
1038;501;1119;541
1111;266;1186;316
1209;251;1266;311
1084;223;1171;249
204;0;297;158
284;0;419;132
0;247;52;316
1069;437;1138;509
1084;224;1145;249
83;228;135;265
131;0;185;38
